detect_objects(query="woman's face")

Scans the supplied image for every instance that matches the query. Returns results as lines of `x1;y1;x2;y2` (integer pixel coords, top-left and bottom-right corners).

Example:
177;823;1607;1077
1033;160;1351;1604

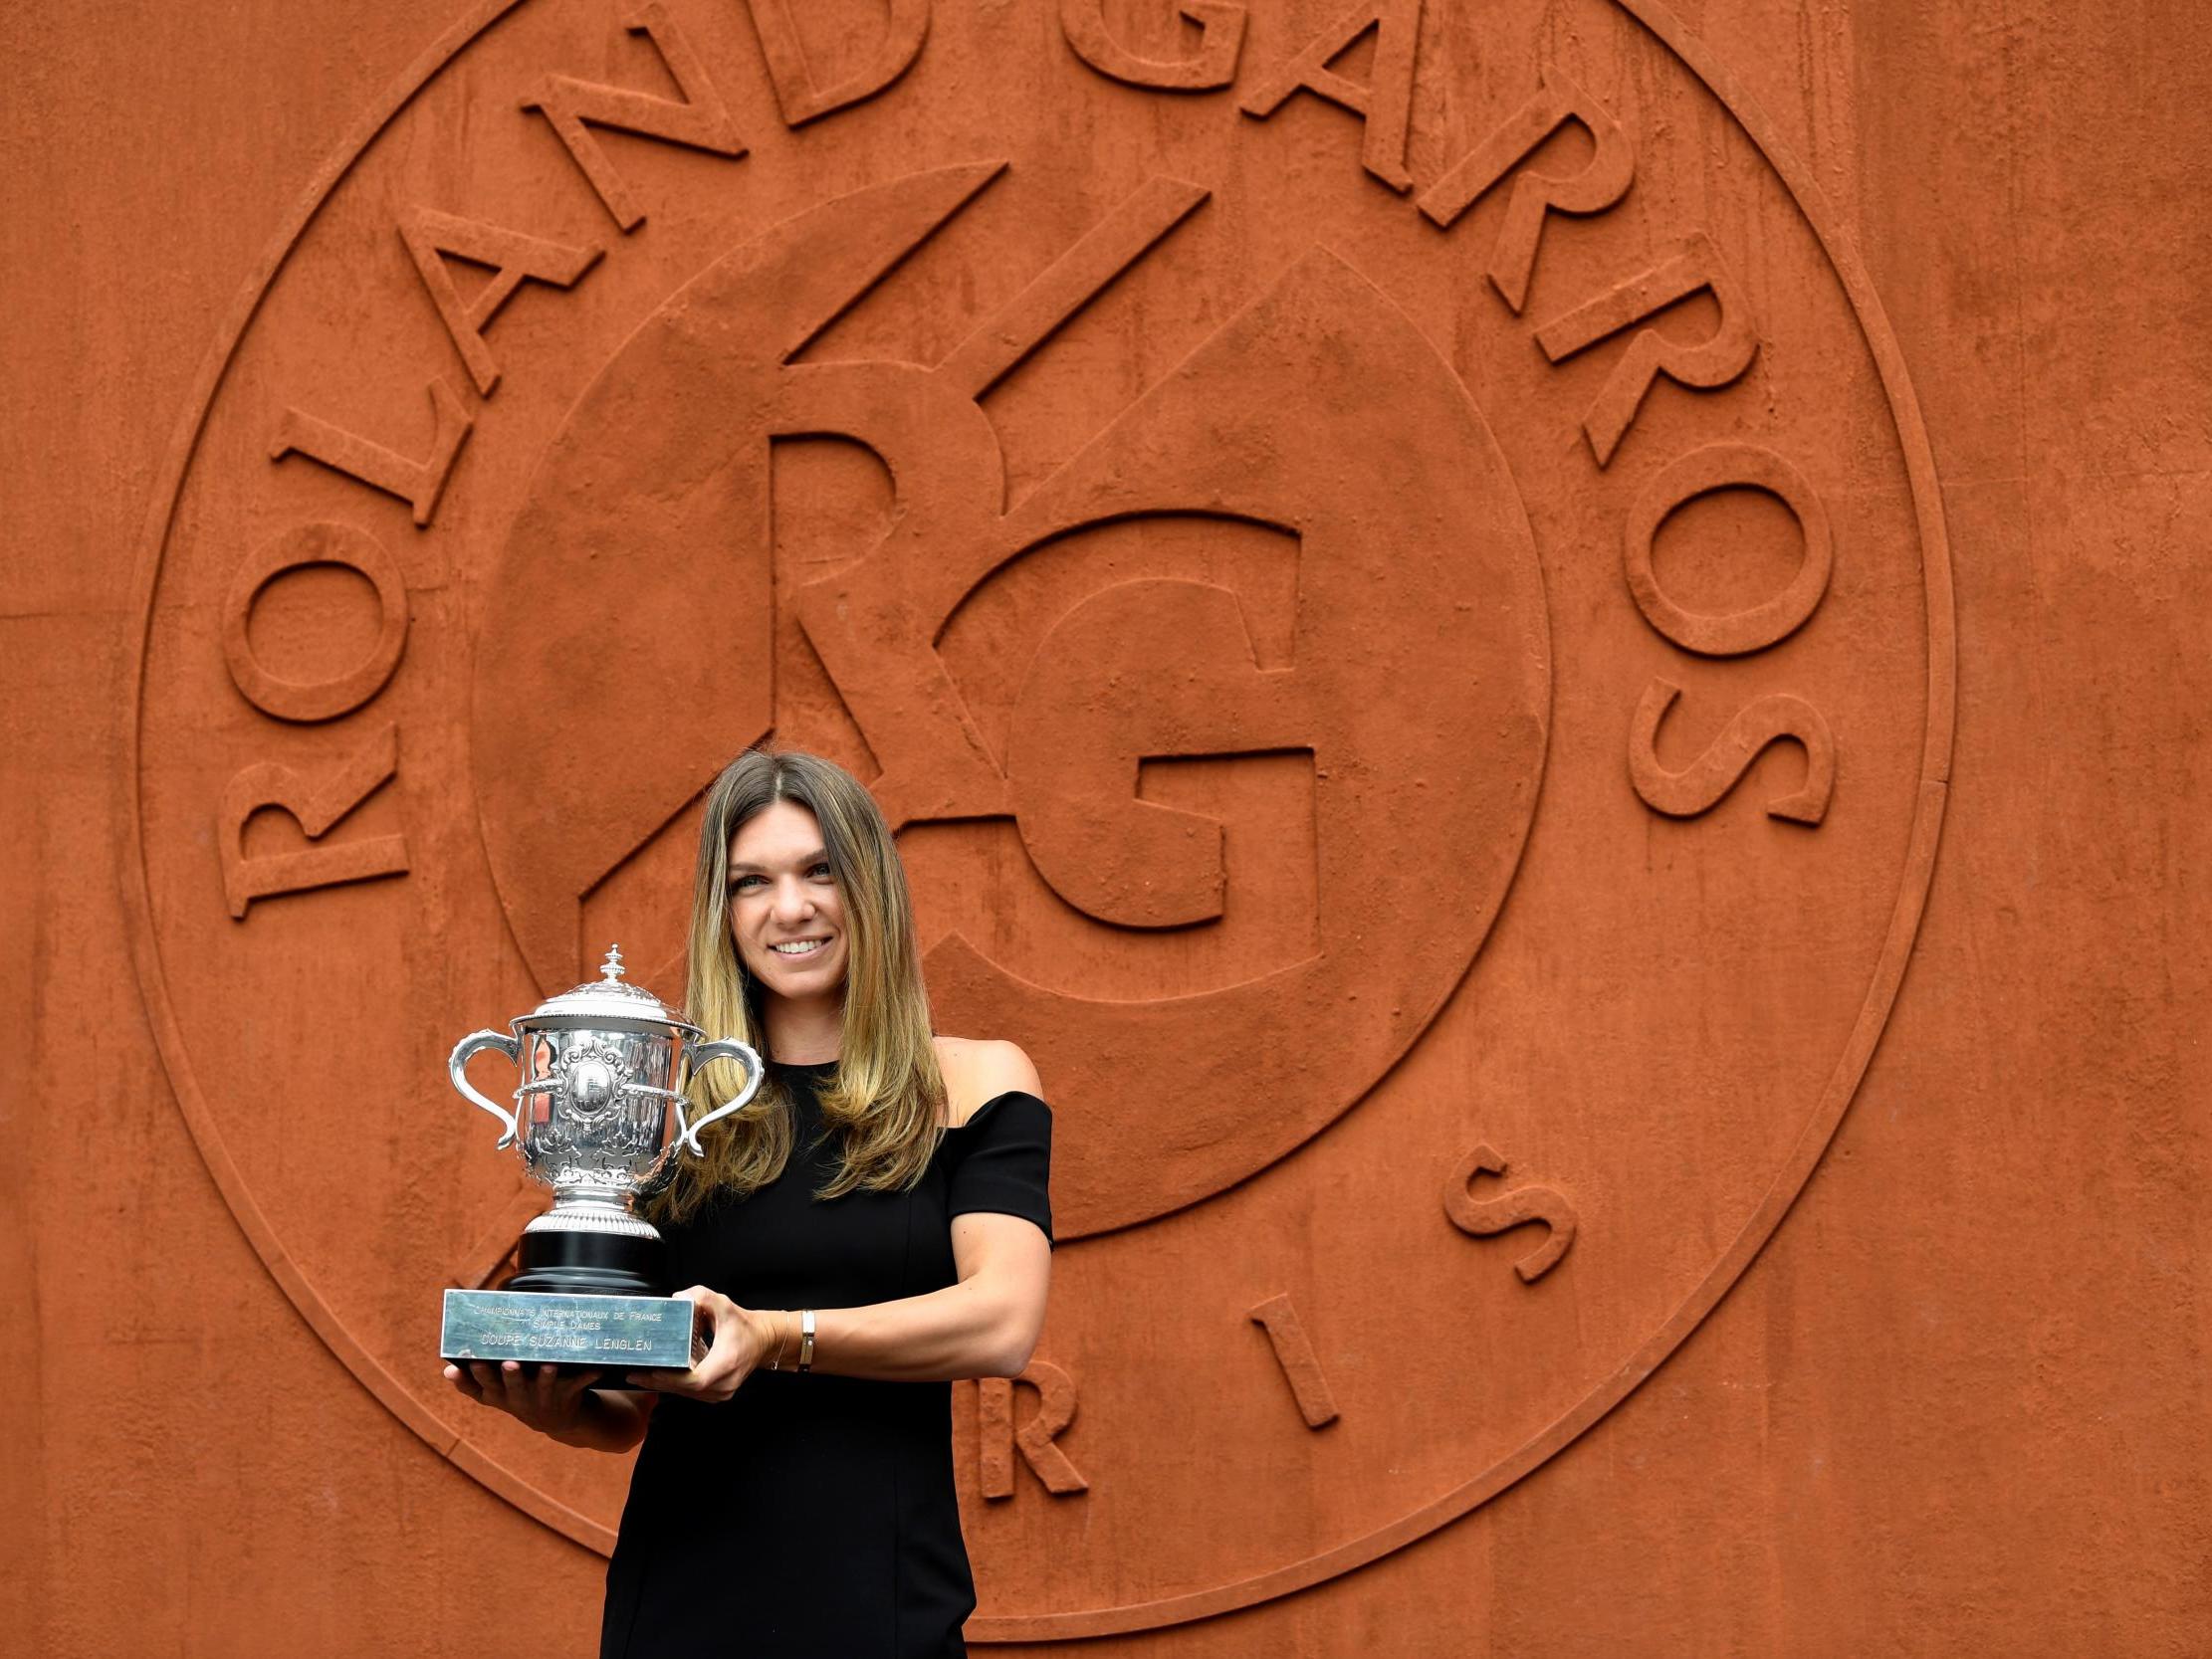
726;799;849;1000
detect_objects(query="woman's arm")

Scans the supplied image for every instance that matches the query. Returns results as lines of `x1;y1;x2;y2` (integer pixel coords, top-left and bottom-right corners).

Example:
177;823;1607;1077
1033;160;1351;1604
631;1211;1050;1400
816;1211;1050;1379
633;1039;1051;1400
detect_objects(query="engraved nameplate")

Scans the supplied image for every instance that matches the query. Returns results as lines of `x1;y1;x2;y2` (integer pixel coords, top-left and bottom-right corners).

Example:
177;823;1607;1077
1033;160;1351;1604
440;1289;695;1370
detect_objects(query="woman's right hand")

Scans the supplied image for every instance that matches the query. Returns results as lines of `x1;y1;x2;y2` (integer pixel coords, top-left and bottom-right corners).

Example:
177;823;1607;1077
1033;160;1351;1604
444;1358;608;1440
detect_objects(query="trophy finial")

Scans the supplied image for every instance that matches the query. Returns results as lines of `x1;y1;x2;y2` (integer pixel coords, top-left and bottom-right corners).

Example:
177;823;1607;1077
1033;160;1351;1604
600;944;625;982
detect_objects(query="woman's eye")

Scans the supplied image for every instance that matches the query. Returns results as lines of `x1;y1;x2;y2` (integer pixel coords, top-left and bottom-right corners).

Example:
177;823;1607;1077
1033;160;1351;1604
808;863;833;880
731;874;764;891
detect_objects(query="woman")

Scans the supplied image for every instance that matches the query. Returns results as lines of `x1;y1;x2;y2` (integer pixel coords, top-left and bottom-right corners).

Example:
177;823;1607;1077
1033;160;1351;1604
442;749;1053;1657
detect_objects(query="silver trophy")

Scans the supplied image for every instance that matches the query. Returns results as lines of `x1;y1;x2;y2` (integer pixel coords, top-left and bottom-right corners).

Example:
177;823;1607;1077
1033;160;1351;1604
438;945;764;1372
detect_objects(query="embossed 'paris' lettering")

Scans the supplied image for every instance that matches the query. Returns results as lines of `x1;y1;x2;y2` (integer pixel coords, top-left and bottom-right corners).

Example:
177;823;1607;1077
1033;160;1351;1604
1248;1293;1340;1428
1443;1142;1577;1283
979;1361;1089;1499
1237;0;1422;191
218;721;409;919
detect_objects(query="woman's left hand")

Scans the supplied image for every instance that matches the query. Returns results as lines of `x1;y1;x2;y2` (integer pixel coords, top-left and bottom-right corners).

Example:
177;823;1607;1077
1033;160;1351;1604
624;1285;776;1402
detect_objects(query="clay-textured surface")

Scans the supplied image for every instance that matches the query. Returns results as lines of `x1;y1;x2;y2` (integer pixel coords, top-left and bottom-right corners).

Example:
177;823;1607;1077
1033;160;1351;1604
3;1;2206;1654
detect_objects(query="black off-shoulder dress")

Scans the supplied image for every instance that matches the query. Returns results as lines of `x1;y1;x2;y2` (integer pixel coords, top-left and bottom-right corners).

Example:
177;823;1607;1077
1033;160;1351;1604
599;1061;1053;1659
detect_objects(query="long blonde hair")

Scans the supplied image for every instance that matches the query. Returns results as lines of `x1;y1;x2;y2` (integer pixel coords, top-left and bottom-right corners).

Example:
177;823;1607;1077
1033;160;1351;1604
651;749;947;1222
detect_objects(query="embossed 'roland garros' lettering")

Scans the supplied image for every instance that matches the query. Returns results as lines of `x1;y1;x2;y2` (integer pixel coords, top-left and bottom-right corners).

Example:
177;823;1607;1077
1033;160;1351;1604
230;2;1840;922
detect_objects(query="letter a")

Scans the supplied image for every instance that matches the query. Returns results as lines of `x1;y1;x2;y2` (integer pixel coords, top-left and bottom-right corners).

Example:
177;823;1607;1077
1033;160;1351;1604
1237;0;1422;191
400;207;603;395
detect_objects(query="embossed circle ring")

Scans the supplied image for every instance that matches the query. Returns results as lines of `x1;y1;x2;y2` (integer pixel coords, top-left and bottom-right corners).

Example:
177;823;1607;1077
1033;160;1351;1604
126;0;1950;1639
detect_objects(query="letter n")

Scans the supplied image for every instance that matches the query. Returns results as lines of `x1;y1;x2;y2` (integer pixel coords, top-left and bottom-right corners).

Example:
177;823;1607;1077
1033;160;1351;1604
522;2;746;231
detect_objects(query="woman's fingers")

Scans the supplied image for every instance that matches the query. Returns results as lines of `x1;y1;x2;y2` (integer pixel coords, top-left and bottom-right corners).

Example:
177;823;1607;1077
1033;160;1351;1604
683;1293;742;1394
484;1360;534;1414
652;1286;728;1397
676;1285;716;1353
637;1351;722;1399
695;1295;758;1400
449;1359;522;1414
443;1356;606;1437
627;1317;733;1399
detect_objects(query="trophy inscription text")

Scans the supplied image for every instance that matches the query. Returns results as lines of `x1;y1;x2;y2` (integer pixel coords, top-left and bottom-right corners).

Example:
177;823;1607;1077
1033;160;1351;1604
441;1288;694;1370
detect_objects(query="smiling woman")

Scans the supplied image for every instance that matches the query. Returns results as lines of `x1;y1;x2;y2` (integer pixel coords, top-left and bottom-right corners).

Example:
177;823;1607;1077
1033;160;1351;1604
663;750;959;1217
441;748;1053;1658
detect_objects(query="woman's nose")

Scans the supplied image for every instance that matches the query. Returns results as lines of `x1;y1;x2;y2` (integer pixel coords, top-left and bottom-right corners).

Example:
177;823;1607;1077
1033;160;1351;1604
770;875;813;923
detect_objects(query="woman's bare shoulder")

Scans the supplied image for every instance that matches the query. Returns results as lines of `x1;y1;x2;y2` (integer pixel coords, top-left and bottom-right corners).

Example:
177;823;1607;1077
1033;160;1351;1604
933;1036;1042;1127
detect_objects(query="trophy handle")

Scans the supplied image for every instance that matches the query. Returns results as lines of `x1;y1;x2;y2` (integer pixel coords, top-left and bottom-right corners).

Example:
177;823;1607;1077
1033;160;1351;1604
448;1029;522;1149
676;1038;765;1157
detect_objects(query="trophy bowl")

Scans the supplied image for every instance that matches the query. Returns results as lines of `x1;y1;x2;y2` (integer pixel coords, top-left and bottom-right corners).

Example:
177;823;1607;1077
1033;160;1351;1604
438;945;763;1375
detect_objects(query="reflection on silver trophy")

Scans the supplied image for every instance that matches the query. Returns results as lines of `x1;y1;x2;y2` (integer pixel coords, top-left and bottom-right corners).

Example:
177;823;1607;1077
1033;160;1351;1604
438;945;764;1371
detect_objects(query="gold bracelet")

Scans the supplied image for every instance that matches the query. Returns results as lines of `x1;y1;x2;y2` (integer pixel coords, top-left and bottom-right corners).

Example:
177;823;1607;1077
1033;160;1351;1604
765;1310;790;1371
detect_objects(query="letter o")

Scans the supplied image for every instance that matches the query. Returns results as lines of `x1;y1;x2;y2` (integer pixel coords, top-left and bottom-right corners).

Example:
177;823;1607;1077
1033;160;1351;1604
222;522;409;721
1624;443;1832;656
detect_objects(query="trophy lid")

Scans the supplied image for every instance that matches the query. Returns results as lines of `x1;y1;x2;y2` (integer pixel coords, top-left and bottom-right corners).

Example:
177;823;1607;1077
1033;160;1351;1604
522;944;697;1032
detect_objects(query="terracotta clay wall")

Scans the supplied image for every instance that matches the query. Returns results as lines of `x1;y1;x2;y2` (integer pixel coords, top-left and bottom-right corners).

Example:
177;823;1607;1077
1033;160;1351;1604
5;1;2207;1653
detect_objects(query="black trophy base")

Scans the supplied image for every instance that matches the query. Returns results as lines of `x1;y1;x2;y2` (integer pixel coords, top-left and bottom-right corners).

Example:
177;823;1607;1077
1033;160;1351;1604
503;1225;667;1298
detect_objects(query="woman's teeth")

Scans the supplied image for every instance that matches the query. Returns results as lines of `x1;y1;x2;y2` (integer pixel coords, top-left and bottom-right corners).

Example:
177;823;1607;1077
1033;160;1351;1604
770;939;826;955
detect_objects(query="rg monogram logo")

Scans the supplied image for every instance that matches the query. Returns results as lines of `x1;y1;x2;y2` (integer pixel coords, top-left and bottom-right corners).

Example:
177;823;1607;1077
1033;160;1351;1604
473;161;1547;1238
